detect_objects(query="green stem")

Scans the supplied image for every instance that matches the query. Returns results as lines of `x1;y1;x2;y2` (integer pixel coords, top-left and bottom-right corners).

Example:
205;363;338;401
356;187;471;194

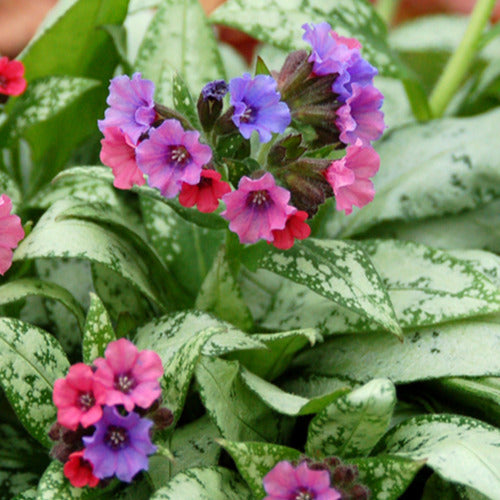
376;0;399;26
256;134;278;166
429;0;496;118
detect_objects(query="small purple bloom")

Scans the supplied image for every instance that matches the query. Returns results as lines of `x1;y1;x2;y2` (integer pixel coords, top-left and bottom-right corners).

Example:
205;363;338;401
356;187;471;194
336;83;385;146
98;73;156;144
201;79;229;101
83;406;156;483
135;119;212;198
221;172;295;244
229;73;291;143
332;53;378;103
263;460;341;500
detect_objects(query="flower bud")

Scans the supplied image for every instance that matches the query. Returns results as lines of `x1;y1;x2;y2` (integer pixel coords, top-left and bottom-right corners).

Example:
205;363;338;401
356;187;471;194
152;407;175;431
268;134;306;167
198;80;228;131
276;50;313;101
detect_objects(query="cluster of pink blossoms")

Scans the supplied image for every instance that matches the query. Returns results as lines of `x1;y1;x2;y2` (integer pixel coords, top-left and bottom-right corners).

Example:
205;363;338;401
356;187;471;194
50;339;172;488
98;23;384;249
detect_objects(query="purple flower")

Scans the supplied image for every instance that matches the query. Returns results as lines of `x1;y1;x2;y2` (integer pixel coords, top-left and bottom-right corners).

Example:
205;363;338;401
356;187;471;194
229;73;291;143
221;172;295;244
83;406;156;483
135;119;212;198
98;73;156;144
336;83;385;146
201;79;228;101
263;460;341;500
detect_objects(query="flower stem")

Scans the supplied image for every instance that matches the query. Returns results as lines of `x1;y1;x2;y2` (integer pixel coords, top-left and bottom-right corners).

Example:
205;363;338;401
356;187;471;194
429;0;496;118
376;0;399;26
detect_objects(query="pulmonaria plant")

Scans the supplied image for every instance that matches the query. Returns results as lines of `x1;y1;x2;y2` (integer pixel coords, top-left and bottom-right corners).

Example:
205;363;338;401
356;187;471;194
50;339;172;488
98;22;384;247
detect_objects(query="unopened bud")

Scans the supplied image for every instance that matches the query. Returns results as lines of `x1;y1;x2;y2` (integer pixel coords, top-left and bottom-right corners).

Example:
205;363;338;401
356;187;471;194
152;407;175;431
198;80;229;131
277;50;313;101
349;484;370;500
48;422;64;441
50;442;73;463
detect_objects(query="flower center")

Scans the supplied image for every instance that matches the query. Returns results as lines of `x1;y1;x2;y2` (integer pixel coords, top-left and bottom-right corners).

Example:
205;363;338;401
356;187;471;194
293;488;315;500
167;145;191;167
104;425;129;450
78;392;95;411
240;106;255;123
247;189;271;209
114;373;136;394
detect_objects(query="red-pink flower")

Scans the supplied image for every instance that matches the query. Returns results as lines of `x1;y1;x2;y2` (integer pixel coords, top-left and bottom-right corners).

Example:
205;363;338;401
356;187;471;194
93;338;163;412
63;451;99;488
0;194;24;275
179;169;231;213
100;126;145;190
52;363;102;431
263;461;341;500
271;211;311;250
325;140;380;215
0;57;27;96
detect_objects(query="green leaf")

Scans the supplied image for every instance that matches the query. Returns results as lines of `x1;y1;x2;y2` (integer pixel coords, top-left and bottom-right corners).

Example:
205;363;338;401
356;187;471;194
13;199;167;310
244;238;401;337
210;0;402;78
293;320;500;384
195;246;253;331
0;77;99;148
335;108;500;238
82;293;116;364
150;466;251;500
218;440;300;498
0;278;85;332
350;455;425;500
12;489;37;500
134;310;264;362
306;379;396;458
446;249;500;287
135;0;225;104
375;414;500;499
255;56;271;76
172;73;201;129
0;318;69;448
195;357;283;442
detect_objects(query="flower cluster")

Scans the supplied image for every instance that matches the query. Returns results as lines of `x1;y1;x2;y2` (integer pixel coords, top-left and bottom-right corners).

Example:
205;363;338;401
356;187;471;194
98;23;384;249
0;56;27;97
263;457;370;500
0;194;24;275
50;339;172;488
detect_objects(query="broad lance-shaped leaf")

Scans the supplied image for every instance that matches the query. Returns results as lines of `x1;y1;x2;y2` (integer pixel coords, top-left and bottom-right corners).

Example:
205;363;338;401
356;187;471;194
375;414;500;499
210;0;401;78
82;293;116;364
0;77;99;147
293;320;500;384
0;318;69;448
218;440;300;499
150;466;252;500
0;278;85;332
306;379;396;458
243;238;401;337
13;199;167;311
172;72;200;129
134;310;264;362
256;239;500;335
331;107;500;238
135;0;225;104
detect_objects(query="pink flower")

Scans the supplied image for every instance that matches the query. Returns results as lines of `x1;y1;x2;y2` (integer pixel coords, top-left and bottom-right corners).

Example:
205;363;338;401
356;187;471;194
63;451;99;488
325;140;380;215
178;169;231;213
136;119;212;198
100;127;145;190
221;172;295;244
263;461;341;500
93;338;163;412
0;57;27;96
336;83;385;145
52;363;102;431
0;194;24;275
271;210;311;250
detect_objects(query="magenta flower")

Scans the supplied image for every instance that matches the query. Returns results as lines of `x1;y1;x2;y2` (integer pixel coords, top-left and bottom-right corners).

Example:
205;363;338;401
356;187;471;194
0;194;24;275
221;172;295;244
100;126;145;190
271;210;311;250
98;73;156;144
230;73;291;143
83;406;156;482
0;56;27;96
325;140;380;215
263;461;341;500
336;83;385;146
135;119;212;198
93;338;163;412
52;363;102;431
